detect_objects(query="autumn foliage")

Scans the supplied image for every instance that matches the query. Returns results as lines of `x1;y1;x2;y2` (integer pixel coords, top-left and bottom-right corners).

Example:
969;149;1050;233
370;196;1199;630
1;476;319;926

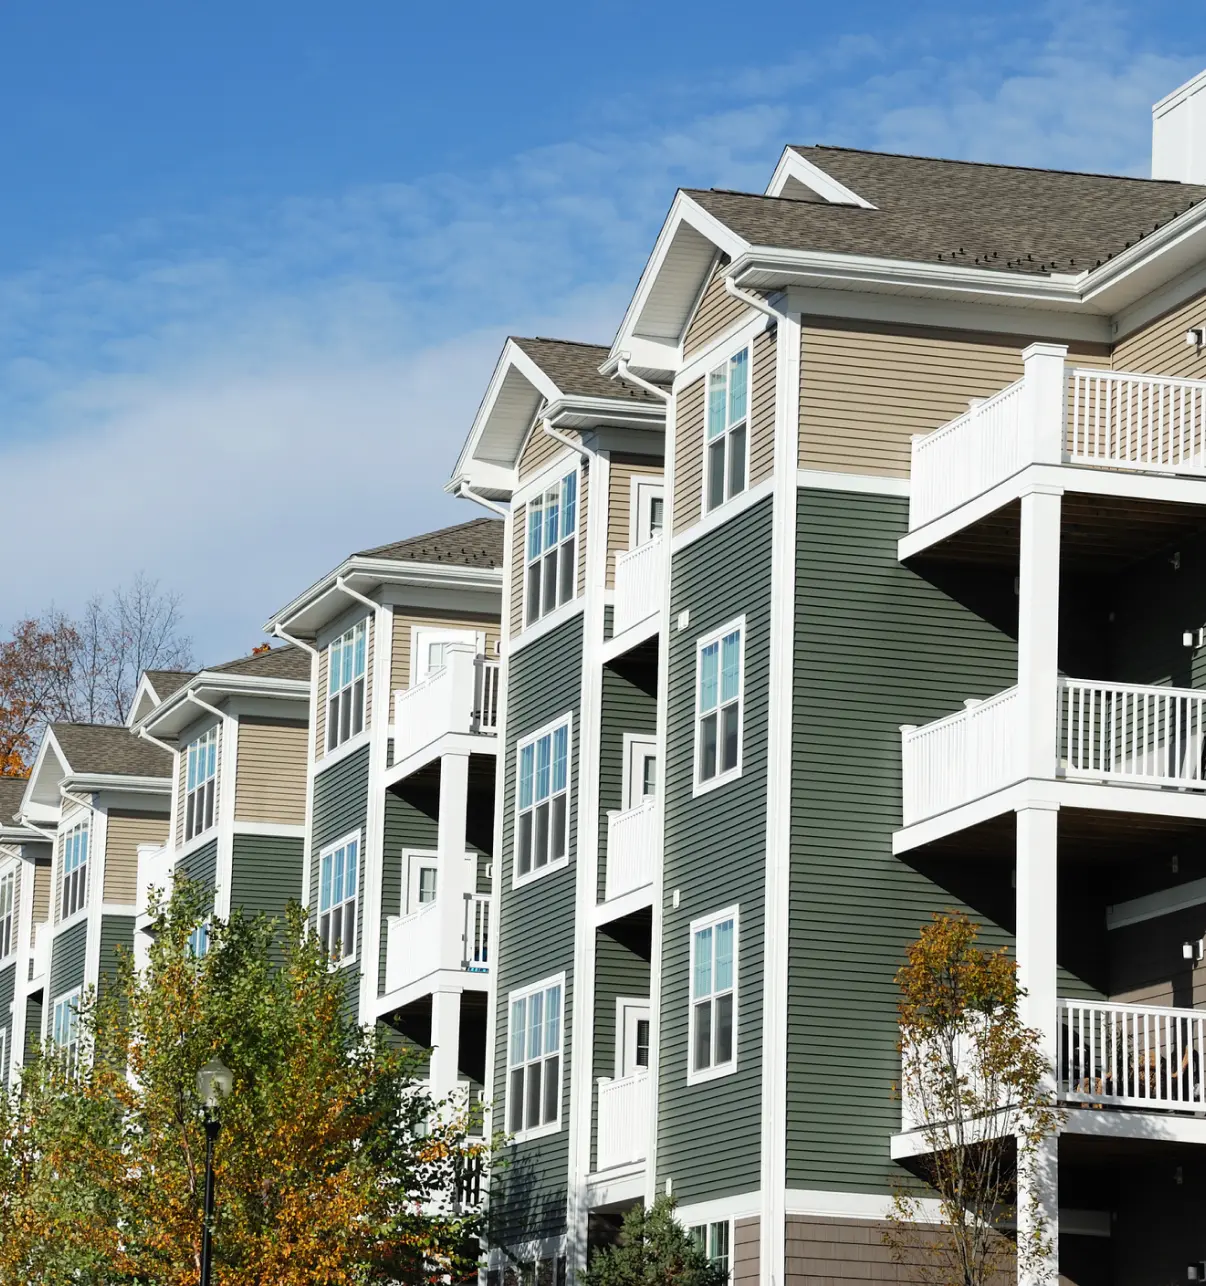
0;884;488;1284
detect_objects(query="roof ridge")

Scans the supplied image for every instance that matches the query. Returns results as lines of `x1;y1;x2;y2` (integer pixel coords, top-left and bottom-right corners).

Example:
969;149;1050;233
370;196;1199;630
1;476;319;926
512;336;611;351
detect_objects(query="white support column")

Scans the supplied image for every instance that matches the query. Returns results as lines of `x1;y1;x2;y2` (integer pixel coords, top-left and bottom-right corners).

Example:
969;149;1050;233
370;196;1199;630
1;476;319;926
1015;801;1059;1286
1020;343;1068;467
436;751;473;973
1017;488;1062;780
429;987;463;1103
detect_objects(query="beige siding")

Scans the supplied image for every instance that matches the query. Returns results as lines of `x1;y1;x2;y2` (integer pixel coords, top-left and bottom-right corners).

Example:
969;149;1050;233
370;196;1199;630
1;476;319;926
175;748;188;846
605;455;665;587
389;610;502;695
314;647;328;757
799;317;1111;478
104;810;169;903
672;377;706;534
749;327;776;486
233;719;308;825
1114;288;1206;377
30;860;49;945
576;464;590;597
365;615;374;729
516;420;579;482
734;1217;759;1286
510;505;526;637
683;256;751;357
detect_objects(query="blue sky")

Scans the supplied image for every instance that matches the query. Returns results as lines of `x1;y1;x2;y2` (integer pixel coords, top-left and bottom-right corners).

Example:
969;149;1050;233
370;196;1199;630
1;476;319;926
0;0;1202;664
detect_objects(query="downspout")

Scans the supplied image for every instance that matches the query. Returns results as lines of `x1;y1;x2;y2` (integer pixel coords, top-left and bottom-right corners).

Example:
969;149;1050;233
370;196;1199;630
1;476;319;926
271;624;318;658
613;355;671;403
335;576;379;615
13;815;56;844
455;481;509;519
541;418;594;463
723;274;781;321
137;726;176;756
185;693;226;724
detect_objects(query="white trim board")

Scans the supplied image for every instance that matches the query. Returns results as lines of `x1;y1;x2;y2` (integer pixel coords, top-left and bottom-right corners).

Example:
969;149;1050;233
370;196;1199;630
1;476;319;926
669;476;775;556
1107;876;1206;930
797;469;910;497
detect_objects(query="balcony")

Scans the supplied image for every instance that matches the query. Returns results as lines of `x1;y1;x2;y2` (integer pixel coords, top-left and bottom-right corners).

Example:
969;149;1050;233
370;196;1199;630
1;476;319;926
596;1071;650;1171
27;921;49;987
613;537;663;638
901;678;1206;828
603;800;658;904
393;649;499;768
383;893;491;995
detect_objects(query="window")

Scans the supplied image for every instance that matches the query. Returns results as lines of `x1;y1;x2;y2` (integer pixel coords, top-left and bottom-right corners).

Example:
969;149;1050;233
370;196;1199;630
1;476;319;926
507;977;563;1139
188;922;209;959
0;869;15;958
516;718;571;881
617;998;652;1077
405;851;440;914
184;725;218;842
632;478;666;546
690;1221;731;1279
705;347;748;511
318;834;359;962
695;621;744;790
623;734;658;810
690;910;737;1080
60;819;89;920
524;472;578;626
52;989;82;1068
326;619;368;751
411;626;479;685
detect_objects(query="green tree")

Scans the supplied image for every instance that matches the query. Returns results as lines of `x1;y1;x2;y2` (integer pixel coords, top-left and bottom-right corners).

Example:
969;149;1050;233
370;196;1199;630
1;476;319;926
0;881;489;1285
580;1195;729;1286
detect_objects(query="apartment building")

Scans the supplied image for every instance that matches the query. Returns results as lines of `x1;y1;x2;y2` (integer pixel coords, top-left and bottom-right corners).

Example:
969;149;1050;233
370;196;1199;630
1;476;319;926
264;518;504;1108
447;66;1206;1286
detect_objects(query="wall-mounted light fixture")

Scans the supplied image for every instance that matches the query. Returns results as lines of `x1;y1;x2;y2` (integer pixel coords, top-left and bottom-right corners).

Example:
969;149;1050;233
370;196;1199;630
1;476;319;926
1186;327;1206;348
1183;627;1206;649
1183;938;1204;963
1187;1262;1206;1281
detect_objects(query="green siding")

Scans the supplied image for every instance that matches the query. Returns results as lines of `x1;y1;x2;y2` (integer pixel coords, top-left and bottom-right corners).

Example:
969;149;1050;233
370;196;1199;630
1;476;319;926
591;927;650;1169
49;919;88;999
178;838;218;908
659;498;771;1203
0;962;14;1085
311;744;371;972
230;834;304;918
491;612;583;1247
99;916;134;996
23;993;42;1063
597;664;658;901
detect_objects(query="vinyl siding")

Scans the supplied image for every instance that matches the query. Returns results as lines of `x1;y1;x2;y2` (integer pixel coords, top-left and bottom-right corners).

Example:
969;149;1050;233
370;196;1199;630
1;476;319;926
22;993;42;1063
49;919;88;999
597;665;658;901
683;256;749;357
310;743;371;972
517;419;572;482
606;455;664;589
577;464;590;598
103;809;169;904
491;612;583;1246
1114;287;1206;376
749;327;776;487
99;915;134;997
673;377;705;535
30;860;49;945
590;929;650;1169
229;834;304;918
177;838;219;906
659;497;772;1203
389;611;501;695
798;318;1111;477
734;1217;759;1286
0;962;14;1085
233;718;308;826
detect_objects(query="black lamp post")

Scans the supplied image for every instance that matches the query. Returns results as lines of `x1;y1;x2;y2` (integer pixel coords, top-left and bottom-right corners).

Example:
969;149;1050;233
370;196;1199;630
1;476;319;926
195;1056;234;1286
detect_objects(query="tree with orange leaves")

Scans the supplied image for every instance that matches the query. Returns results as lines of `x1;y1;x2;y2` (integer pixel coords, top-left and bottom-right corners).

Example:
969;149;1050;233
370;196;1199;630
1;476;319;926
0;616;78;776
0;883;489;1284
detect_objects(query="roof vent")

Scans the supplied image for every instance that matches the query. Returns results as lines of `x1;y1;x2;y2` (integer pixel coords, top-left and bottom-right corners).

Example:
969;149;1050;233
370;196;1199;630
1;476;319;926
1153;68;1206;184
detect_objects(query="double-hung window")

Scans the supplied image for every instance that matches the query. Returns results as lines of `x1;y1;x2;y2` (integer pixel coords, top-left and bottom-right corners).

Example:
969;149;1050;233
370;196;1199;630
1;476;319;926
706;347;748;511
0;869;15;958
327;619;368;751
61;820;89;920
185;725;218;842
695;620;744;790
507;977;563;1138
318;833;359;963
690;1221;731;1279
516;718;570;881
690;909;737;1080
524;472;578;626
52;988;82;1068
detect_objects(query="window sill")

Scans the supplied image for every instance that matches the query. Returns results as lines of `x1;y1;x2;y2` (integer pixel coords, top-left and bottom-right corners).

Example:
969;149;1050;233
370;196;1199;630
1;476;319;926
509;1118;562;1145
692;766;743;799
687;1060;738;1087
53;907;89;935
509;598;585;656
317;729;372;771
512;856;570;891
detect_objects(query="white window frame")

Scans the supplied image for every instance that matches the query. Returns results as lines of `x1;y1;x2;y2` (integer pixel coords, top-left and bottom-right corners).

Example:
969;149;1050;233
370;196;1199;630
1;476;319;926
60;817;89;922
523;470;579;628
0;867;15;959
404;849;441;914
0;1027;6;1083
184;724;219;843
317;830;360;966
703;345;749;514
629;475;666;547
325;618;369;753
689;1220;732;1280
513;713;573;888
615;996;652;1078
693;617;746;796
410;626;481;686
687;906;739;1085
51;987;83;1068
506;973;565;1143
621;732;658;810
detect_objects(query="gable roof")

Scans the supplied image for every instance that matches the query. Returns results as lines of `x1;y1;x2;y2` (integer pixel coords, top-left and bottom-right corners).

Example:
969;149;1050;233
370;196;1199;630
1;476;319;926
144;669;196;701
510;338;659;403
690;147;1206;276
50;723;172;779
356;517;505;569
208;644;312;681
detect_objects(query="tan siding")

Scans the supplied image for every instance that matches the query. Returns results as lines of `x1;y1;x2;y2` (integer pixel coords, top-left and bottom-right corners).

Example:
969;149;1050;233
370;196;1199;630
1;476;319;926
606;455;664;588
314;647;328;757
510;505;526;636
103;810;169;903
389;611;502;695
1114;288;1206;377
175;749;188;846
749;327;777;486
672;377;706;534
31;861;49;945
233;719;308;825
734;1216;759;1286
517;420;579;482
799;317;1111;478
684;256;751;357
365;615;375;730
576;464;589;597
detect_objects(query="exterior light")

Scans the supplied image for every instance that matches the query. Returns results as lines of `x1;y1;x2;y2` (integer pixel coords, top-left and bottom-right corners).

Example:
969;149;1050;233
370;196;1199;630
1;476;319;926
196;1057;234;1109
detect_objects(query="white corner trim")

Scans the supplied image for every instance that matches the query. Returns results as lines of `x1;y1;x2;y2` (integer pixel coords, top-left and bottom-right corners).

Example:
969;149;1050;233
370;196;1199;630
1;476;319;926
797;469;910;497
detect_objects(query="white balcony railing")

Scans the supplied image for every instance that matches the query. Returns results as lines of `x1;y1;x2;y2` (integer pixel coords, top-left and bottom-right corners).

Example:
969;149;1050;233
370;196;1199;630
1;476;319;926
1070;370;1206;474
596;1071;650;1171
136;843;174;920
28;921;49;985
393;649;499;764
384;893;493;994
901;688;1021;825
465;893;490;972
1059;999;1206;1113
604;800;658;901
613;537;663;636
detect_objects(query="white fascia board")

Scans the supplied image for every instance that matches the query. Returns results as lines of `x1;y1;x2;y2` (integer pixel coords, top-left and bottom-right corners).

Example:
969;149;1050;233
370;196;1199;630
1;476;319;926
443;459;515;501
608;191;750;371
766;146;875;208
543;395;666;434
61;773;171;795
139;674;311;739
1080;201;1206;318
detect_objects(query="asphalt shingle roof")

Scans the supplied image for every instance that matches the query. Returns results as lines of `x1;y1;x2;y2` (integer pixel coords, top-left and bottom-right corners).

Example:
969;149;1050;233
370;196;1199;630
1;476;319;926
208;644;311;681
144;669;196;701
51;724;172;779
510;337;662;402
0;778;28;826
687;146;1206;276
356;517;505;569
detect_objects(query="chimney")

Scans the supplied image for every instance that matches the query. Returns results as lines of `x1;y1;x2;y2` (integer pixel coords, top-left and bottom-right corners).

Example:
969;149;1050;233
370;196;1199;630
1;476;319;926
1153;68;1206;184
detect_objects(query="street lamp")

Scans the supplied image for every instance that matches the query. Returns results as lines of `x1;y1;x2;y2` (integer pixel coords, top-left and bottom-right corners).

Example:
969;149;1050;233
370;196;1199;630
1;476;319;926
195;1056;234;1286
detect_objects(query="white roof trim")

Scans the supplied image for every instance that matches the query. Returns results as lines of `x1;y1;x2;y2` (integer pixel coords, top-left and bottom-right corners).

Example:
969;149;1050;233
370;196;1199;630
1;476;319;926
767;147;876;208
